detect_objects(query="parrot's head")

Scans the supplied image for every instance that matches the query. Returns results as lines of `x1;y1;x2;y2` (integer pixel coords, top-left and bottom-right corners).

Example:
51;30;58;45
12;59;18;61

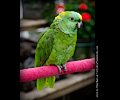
51;11;82;34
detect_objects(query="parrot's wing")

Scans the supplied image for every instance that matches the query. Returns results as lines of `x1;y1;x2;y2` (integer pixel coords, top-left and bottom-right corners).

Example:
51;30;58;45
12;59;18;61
35;29;55;91
35;29;54;67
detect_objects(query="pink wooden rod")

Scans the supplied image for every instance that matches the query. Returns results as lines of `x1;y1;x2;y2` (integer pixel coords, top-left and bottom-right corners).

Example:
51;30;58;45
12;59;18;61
20;58;95;82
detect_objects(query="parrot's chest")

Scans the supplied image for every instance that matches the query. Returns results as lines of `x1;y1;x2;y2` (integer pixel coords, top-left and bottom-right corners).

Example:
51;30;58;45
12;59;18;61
45;36;76;65
55;44;74;64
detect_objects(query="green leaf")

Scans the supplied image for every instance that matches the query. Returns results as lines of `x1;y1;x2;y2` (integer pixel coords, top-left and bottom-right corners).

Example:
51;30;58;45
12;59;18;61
86;26;91;32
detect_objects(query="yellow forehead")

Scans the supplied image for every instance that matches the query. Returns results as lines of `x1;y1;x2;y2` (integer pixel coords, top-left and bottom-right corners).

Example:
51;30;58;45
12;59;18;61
61;11;66;16
77;13;82;20
55;11;82;20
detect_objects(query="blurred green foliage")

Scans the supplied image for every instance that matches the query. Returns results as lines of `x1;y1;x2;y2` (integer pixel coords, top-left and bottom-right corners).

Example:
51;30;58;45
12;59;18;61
43;2;56;24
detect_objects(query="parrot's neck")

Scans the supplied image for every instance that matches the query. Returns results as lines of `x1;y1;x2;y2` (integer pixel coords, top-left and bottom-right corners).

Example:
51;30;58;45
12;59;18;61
53;28;77;44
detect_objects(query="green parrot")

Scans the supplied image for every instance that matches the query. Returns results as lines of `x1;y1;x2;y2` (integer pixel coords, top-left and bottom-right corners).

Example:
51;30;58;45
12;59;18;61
35;11;82;91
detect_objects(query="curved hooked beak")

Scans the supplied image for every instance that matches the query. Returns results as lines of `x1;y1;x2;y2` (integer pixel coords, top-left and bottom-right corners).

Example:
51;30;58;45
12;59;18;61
76;20;83;29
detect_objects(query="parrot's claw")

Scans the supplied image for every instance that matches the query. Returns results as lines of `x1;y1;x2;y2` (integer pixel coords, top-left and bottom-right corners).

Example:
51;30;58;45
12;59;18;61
56;64;67;75
62;64;67;73
56;65;62;74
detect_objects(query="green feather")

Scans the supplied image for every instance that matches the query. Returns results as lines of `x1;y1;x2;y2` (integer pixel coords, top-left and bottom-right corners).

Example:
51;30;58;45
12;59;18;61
37;78;47;91
47;76;55;88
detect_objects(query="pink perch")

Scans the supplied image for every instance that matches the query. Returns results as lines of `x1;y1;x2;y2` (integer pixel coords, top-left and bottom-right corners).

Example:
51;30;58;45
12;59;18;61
20;58;95;82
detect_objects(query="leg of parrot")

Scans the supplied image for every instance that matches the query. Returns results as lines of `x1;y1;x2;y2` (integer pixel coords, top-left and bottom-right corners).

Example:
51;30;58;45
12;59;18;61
56;65;62;74
62;64;67;73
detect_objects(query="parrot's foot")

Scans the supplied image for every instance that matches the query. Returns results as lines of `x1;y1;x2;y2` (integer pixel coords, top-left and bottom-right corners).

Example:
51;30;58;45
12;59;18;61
56;65;62;74
56;64;67;75
62;64;67;73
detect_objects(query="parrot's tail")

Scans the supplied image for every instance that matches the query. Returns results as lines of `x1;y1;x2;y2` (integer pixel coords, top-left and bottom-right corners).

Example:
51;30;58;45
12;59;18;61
37;76;55;91
47;76;55;88
37;78;47;91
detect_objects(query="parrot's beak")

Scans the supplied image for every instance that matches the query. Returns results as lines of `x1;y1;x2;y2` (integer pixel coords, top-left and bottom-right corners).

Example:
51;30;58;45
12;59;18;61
77;20;83;29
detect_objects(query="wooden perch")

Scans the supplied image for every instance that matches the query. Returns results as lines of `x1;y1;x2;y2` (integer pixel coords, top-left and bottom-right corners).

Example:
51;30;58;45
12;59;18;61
20;58;95;82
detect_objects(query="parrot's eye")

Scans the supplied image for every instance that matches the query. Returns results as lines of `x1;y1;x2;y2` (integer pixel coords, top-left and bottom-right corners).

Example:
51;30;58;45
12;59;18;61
70;17;75;21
